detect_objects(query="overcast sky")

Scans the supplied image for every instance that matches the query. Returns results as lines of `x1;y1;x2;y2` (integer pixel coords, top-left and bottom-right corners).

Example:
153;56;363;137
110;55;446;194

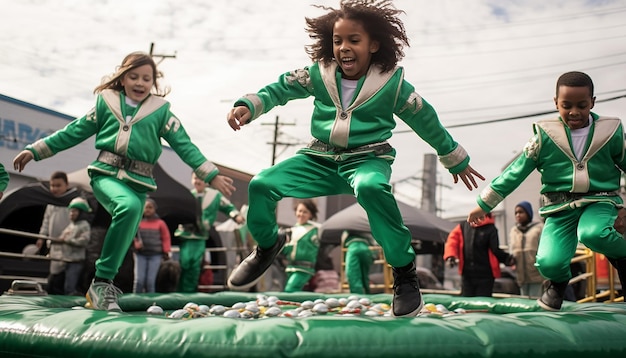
1;0;625;218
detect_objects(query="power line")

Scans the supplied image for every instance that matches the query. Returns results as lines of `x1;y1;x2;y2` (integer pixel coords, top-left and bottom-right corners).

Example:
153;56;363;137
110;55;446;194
394;93;626;132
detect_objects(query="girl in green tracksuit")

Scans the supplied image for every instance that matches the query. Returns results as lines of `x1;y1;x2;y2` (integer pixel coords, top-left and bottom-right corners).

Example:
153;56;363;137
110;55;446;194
282;199;320;292
13;52;235;311
225;0;484;317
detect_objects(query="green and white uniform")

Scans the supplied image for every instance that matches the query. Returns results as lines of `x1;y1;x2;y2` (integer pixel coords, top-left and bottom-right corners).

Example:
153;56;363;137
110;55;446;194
477;114;626;283
0;163;8;193
175;187;240;292
236;62;469;268
282;221;320;292
342;231;377;294
25;89;219;281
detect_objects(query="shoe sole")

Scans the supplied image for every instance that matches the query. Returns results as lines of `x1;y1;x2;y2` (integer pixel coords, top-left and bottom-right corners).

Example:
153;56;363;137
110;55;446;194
391;298;425;317
227;275;262;291
85;292;122;312
85;292;96;309
536;298;561;311
227;238;286;291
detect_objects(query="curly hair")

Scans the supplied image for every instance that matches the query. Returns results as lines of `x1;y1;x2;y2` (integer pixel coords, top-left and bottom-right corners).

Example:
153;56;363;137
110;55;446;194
556;71;594;97
94;51;170;97
304;0;409;73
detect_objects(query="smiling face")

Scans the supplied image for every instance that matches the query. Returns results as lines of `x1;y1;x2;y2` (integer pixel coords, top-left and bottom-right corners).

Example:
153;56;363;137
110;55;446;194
121;64;154;102
295;203;313;225
554;85;595;130
332;17;379;80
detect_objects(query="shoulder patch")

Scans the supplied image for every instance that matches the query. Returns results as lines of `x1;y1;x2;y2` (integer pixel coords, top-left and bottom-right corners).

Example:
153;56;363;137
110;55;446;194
398;92;423;115
523;135;540;160
286;68;312;90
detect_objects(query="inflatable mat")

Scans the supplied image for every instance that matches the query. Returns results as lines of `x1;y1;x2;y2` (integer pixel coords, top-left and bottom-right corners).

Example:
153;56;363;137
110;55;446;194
1;291;625;358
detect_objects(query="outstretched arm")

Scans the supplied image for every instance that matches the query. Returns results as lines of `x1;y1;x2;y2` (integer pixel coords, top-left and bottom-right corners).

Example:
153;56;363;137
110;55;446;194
452;164;485;191
13;150;34;173
209;175;236;197
467;206;487;225
226;106;252;131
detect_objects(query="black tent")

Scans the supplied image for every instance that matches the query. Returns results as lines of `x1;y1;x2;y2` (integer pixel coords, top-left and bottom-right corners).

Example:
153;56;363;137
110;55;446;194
0;163;198;293
0;162;197;241
320;201;455;255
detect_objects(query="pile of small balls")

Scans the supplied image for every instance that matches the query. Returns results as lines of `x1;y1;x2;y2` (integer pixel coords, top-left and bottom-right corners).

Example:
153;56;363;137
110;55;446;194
145;295;472;320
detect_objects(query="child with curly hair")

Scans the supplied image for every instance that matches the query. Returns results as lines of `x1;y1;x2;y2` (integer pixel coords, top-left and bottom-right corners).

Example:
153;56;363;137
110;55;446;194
13;51;236;311
226;0;484;317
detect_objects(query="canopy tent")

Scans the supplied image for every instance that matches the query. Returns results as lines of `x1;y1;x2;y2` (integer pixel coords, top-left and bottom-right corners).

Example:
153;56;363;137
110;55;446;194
320;201;455;255
0;162;199;293
0;162;197;231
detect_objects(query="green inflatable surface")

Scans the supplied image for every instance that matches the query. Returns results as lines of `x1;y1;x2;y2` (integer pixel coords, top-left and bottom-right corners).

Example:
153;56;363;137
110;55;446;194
1;292;625;358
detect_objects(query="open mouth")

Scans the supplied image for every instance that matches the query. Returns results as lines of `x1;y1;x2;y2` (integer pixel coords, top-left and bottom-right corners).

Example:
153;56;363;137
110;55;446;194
341;57;355;70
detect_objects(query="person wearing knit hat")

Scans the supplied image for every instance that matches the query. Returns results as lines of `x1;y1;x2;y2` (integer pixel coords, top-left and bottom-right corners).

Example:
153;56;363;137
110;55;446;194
516;201;533;222
68;197;92;213
509;201;544;298
57;196;92;295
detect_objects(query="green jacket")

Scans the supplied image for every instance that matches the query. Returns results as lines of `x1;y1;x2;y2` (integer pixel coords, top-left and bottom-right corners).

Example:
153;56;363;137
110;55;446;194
175;187;240;240
478;114;625;216
0;163;8;192
282;222;320;275
235;62;469;174
26;90;219;191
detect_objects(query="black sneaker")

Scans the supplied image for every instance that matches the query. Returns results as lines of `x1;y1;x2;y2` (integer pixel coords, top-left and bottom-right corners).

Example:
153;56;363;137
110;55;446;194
537;280;568;311
227;234;286;291
391;260;424;317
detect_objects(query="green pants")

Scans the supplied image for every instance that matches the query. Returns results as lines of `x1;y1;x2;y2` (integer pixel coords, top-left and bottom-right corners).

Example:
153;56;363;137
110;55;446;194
537;202;626;282
284;270;313;292
178;239;205;292
91;174;147;281
247;153;415;268
345;241;374;294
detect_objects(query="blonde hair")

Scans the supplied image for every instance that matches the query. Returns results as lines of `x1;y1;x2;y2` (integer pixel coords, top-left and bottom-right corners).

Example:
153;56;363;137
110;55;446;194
94;51;170;97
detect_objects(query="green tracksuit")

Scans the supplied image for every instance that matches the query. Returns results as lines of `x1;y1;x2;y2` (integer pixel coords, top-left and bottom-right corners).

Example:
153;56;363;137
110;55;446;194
477;114;626;283
282;221;320;292
343;232;377;294
25;89;219;281
235;62;470;269
175;187;239;292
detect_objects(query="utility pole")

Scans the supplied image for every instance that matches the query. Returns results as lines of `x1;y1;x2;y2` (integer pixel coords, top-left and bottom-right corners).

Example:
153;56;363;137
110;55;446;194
412;153;451;284
262;115;299;165
149;42;177;64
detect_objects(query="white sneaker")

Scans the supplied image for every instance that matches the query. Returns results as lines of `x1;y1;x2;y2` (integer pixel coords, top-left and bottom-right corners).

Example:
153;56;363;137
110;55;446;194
86;279;122;312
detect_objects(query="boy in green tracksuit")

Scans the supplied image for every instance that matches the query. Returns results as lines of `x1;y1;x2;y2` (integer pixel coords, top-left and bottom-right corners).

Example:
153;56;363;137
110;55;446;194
175;172;244;292
468;71;626;311
13;52;235;311
225;1;484;317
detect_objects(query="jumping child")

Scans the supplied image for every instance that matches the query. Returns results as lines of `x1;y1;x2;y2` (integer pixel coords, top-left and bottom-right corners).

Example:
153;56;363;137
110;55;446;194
13;51;235;311
226;0;484;317
468;71;626;311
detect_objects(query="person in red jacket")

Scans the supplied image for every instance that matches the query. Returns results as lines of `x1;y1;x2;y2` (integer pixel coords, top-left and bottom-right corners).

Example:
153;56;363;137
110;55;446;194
444;213;515;297
132;198;172;293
